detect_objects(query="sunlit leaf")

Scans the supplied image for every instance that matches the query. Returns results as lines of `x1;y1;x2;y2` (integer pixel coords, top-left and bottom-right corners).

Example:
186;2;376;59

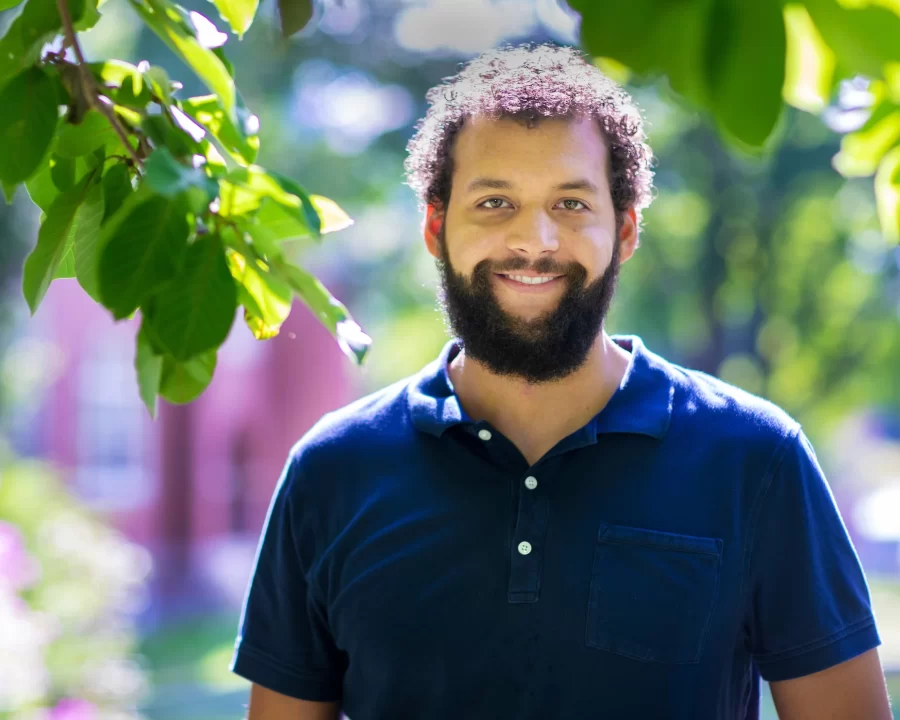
143;65;174;105
309;193;353;234
272;259;370;364
225;244;292;339
179;93;259;164
0;67;60;185
805;0;900;78
833;106;900;177
127;0;236;119
783;3;837;114
875;145;900;242
208;0;258;38
147;232;237;360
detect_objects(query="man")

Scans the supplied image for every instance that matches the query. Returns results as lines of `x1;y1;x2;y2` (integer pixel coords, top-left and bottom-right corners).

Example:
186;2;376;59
231;43;892;719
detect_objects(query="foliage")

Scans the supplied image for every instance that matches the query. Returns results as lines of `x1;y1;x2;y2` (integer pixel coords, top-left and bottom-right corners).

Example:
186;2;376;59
573;0;900;244
2;0;900;416
0;0;367;417
0;438;150;718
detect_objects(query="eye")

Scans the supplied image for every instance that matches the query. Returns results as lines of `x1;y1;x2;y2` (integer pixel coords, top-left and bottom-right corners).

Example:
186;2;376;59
558;199;588;211
479;197;512;210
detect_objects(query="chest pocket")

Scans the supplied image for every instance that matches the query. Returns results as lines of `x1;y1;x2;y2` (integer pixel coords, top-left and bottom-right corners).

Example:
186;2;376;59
586;523;723;664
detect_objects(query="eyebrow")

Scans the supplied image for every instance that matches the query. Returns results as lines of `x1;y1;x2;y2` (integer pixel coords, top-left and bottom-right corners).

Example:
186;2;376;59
464;177;600;195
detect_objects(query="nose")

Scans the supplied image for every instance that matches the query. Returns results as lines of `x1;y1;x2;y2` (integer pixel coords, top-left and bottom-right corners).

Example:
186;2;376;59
505;207;560;256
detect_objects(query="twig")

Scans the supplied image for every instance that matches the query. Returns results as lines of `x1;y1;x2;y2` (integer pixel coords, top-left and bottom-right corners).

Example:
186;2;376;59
55;0;144;170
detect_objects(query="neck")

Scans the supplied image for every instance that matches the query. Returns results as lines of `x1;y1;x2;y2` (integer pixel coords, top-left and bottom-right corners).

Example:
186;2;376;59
447;331;631;436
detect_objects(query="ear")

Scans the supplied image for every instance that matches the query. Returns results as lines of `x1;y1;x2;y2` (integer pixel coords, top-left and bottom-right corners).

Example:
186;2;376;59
616;207;639;264
423;203;445;259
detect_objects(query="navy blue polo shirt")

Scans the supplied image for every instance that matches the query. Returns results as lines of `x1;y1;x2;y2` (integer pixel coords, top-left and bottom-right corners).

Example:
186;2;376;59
232;335;881;719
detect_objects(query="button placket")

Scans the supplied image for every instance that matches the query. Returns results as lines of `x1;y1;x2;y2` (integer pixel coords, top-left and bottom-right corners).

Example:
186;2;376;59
508;469;550;603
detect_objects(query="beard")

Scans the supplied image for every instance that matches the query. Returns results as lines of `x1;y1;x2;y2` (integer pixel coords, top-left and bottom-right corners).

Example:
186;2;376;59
434;225;623;384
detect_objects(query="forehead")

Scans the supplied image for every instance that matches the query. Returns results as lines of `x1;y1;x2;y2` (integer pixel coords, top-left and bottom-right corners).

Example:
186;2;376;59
451;114;610;189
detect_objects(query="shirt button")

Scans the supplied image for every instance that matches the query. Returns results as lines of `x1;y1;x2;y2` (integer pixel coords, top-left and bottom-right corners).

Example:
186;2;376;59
478;429;492;441
518;541;532;555
524;476;538;490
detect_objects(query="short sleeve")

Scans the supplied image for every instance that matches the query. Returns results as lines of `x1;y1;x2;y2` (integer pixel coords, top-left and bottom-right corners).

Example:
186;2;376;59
231;449;346;701
745;426;881;682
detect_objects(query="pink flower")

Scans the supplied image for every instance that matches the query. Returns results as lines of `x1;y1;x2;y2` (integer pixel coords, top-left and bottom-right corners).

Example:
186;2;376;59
50;698;97;720
0;521;39;591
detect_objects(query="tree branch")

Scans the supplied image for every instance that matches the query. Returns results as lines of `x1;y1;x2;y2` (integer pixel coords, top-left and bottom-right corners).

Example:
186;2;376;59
55;0;144;170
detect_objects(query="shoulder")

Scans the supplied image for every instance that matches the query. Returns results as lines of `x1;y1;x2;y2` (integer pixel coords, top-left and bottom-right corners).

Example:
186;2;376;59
657;350;802;462
284;374;417;479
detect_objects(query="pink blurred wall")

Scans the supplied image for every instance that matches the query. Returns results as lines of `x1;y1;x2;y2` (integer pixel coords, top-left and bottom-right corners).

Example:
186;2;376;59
25;276;358;613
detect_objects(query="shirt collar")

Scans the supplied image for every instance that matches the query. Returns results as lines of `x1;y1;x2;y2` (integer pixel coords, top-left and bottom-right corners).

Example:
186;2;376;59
407;335;675;440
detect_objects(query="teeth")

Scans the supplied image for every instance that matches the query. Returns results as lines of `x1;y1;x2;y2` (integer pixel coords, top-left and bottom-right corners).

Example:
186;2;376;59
506;274;555;285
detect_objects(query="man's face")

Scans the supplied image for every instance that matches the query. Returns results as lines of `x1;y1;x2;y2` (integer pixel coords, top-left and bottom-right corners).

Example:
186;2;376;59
427;114;636;384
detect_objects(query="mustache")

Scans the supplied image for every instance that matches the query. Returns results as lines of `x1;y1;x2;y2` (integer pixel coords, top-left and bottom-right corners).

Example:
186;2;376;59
475;257;581;277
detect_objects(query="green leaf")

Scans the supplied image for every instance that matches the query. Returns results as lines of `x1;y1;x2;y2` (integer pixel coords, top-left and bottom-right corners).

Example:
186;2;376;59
101;161;133;223
875;145;900;243
267;169;321;235
277;0;314;37
224;243;292;339
72;178;106;300
179;93;259;164
22;170;99;314
50;154;75;191
142;113;201;159
53;243;76;278
146;232;238;360
0;67;60;185
0;0;85;91
56;110;124;158
25;155;58;212
255;197;315;241
127;0;236;120
2;179;18;204
805;0;900;78
0;0;26;10
159;348;217;403
97;192;191;319
87;60;154;108
209;0;258;38
271;258;370;364
783;4;837;114
73;0;102;32
833;106;900;177
572;0;714;107
143;65;174;105
705;0;785;148
135;324;163;418
218;165;301;217
144;146;218;213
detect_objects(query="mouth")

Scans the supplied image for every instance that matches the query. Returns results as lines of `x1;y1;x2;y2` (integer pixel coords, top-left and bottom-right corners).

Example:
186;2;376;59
494;272;565;293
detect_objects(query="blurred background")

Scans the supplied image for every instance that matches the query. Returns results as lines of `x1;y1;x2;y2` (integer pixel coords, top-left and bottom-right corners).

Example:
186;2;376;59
1;0;899;718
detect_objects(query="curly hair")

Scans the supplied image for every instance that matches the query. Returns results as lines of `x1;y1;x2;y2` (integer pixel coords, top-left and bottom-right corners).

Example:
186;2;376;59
403;42;655;229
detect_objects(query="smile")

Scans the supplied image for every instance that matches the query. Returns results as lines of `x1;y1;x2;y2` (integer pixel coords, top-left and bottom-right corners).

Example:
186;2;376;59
494;273;564;292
